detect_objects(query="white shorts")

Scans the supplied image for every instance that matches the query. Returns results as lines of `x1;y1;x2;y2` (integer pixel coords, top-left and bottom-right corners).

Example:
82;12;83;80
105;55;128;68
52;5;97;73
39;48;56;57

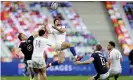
130;65;133;68
27;60;33;68
94;71;109;80
55;41;63;51
109;68;121;77
53;41;65;51
32;57;46;69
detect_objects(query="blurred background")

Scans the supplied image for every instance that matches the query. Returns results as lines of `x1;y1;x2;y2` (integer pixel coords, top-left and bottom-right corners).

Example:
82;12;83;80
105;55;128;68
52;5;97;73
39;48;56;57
1;1;133;80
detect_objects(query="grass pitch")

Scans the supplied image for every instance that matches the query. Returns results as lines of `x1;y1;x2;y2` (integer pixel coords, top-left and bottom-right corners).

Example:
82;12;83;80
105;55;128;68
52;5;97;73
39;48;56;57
1;76;133;80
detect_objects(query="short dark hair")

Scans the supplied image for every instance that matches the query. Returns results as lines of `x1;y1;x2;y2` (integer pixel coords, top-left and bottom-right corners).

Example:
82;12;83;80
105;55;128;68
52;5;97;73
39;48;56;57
39;29;45;36
18;33;22;41
96;44;102;51
109;41;115;48
54;19;59;24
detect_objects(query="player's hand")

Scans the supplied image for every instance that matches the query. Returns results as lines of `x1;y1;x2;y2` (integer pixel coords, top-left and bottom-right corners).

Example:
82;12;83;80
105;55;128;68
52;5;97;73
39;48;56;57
52;26;56;29
43;21;48;27
75;61;81;65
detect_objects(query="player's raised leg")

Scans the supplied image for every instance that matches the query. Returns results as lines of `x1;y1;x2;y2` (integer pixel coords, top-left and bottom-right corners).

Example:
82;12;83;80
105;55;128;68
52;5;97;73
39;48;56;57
47;51;65;67
60;42;83;61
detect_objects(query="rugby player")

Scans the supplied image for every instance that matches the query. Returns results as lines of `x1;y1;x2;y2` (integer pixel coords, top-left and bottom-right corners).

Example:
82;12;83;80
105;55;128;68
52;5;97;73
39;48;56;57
76;44;109;80
17;31;38;80
107;41;123;80
32;29;55;80
44;19;82;68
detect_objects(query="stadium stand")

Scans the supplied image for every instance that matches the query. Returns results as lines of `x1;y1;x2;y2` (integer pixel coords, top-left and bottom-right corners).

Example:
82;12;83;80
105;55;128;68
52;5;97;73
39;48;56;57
1;1;97;61
105;1;133;55
122;2;133;30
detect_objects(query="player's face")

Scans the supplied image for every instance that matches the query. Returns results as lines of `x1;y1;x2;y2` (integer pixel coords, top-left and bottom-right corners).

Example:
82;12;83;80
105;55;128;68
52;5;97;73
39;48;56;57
21;34;27;40
55;20;61;26
107;44;112;50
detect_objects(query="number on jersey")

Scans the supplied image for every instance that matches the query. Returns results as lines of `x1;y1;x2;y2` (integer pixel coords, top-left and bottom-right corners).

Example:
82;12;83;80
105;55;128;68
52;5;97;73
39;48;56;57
116;54;120;60
35;40;41;47
100;57;106;66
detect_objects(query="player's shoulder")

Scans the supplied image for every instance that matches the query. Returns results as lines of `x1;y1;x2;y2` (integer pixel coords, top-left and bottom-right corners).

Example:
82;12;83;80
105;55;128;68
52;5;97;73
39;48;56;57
91;53;97;57
113;48;121;54
27;35;34;42
20;41;25;45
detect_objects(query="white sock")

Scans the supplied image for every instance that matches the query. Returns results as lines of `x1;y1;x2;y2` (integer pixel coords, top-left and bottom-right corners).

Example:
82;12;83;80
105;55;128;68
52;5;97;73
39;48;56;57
74;55;77;59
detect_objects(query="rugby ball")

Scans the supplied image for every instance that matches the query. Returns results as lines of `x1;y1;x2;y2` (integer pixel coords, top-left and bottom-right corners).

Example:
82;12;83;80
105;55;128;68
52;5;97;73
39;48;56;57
50;2;58;10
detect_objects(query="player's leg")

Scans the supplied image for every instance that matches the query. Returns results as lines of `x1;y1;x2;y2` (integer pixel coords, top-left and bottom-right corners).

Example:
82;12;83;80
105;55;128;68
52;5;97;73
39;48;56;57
27;60;35;80
108;69;120;80
56;51;65;64
60;42;82;61
129;64;133;75
39;68;47;80
88;77;95;80
23;60;28;76
46;51;65;68
27;67;35;80
88;74;99;80
33;68;39;80
114;74;119;80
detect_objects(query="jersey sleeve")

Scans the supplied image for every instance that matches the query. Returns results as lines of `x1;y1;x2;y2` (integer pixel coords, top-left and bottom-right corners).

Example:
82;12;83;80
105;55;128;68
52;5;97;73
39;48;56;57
28;36;34;42
91;53;96;59
19;44;22;51
118;50;122;58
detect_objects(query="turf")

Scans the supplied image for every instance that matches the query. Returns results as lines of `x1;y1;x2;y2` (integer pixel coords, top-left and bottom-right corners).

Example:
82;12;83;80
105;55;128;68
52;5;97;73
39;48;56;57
1;76;133;80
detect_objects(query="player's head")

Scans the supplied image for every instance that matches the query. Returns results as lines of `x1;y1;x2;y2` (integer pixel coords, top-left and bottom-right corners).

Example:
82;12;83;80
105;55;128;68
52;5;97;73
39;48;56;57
18;33;28;41
39;29;47;38
95;44;102;51
54;19;61;26
108;41;115;50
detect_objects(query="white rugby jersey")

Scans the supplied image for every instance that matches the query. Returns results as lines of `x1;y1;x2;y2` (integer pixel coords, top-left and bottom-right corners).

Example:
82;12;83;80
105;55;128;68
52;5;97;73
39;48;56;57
32;36;54;58
109;48;122;69
48;25;66;43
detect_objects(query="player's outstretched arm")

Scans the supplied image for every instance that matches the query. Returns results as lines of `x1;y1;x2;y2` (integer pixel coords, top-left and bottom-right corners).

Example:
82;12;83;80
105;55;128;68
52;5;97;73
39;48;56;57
75;57;94;65
32;22;50;38
32;31;39;38
43;22;52;34
52;26;66;33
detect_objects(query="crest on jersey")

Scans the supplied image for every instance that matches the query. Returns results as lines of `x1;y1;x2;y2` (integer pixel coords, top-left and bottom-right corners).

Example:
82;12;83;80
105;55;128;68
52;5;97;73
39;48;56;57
27;40;31;43
27;44;32;51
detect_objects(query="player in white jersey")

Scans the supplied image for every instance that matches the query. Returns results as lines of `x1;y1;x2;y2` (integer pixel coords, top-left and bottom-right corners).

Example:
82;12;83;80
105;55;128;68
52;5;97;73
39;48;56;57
107;41;123;80
44;19;82;68
31;29;55;80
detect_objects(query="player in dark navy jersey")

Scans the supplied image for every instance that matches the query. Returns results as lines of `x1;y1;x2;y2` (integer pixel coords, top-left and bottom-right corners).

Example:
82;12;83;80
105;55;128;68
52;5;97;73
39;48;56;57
76;44;109;80
18;34;34;63
17;32;39;80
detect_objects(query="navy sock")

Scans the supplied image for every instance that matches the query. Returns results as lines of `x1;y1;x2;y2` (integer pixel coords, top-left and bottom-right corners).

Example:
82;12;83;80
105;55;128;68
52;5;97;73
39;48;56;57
69;47;76;56
130;67;132;75
51;61;60;66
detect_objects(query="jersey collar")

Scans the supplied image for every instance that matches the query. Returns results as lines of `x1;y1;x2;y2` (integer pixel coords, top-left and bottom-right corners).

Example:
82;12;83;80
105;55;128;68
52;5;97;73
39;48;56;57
108;48;113;54
21;41;25;42
95;51;102;53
